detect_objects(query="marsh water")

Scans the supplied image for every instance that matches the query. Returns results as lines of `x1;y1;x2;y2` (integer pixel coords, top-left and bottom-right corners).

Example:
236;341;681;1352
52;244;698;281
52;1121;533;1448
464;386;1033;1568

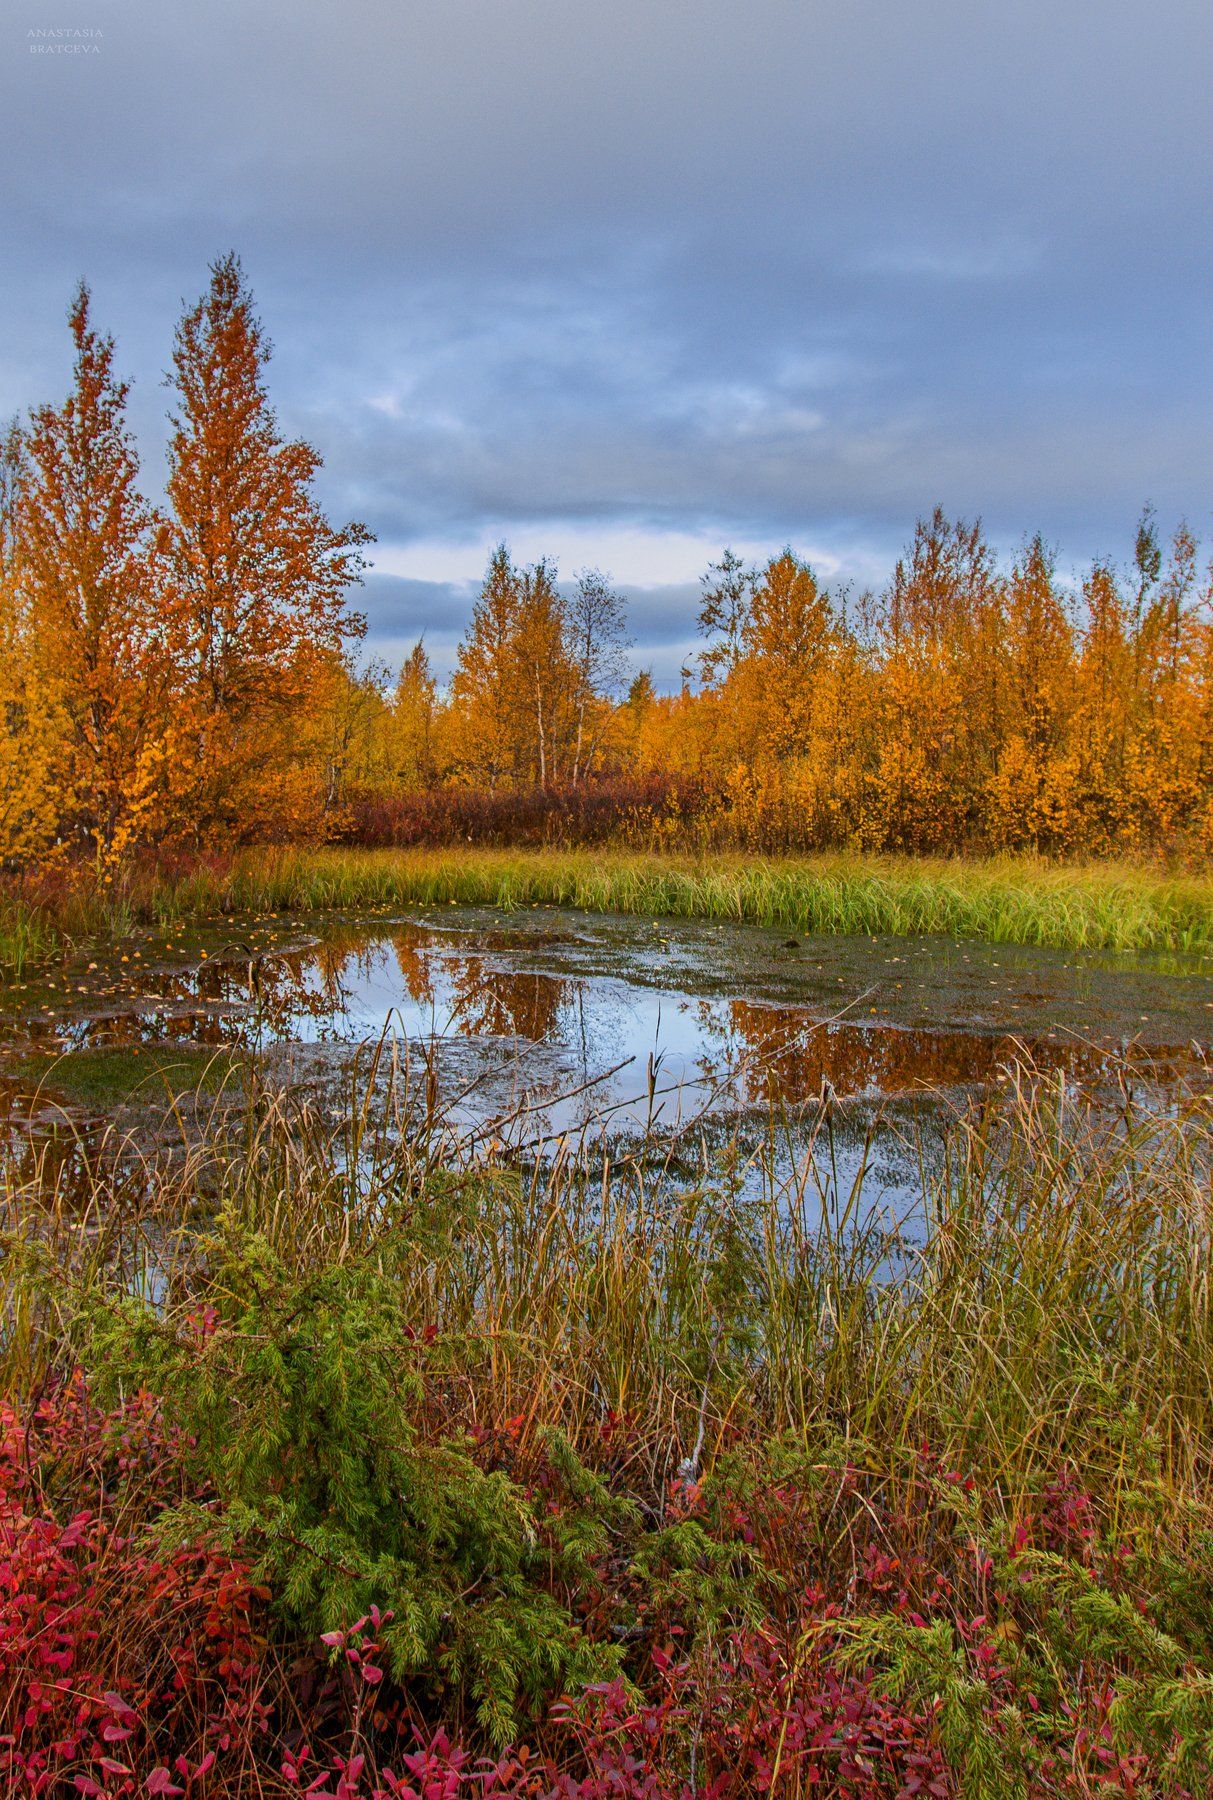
1;904;1209;1214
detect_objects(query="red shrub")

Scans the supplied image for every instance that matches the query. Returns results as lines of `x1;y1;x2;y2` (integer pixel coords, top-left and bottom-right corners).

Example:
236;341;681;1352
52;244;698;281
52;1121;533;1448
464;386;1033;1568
332;780;695;850
0;1384;1197;1797
0;1377;272;1797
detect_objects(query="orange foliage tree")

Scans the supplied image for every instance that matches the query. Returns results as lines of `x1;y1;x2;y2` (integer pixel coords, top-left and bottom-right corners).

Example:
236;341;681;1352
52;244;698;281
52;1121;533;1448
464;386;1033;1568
631;509;1213;856
164;254;371;837
448;546;625;790
0;265;375;871
3;265;1210;868
14;286;177;867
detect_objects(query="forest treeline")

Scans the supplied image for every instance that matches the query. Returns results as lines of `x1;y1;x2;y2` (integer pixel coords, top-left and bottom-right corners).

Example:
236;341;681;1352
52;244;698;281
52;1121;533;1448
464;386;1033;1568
2;261;1211;868
376;517;1213;858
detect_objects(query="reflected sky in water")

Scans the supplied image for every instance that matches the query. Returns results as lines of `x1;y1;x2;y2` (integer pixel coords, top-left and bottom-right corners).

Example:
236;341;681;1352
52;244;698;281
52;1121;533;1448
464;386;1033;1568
3;906;1209;1224
7;907;1209;1123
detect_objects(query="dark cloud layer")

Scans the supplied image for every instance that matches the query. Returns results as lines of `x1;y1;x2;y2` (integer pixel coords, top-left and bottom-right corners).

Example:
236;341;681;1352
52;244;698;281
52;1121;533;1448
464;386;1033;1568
4;1;1211;683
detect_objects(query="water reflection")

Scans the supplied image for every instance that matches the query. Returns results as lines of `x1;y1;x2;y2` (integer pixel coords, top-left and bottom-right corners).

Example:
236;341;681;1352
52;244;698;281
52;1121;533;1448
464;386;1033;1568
722;999;1201;1102
0;1075;98;1188
1;911;1208;1150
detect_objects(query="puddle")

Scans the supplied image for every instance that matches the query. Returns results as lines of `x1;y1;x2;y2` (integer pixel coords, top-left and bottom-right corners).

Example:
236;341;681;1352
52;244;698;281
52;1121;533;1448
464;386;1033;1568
0;907;1206;1175
5;908;1210;1091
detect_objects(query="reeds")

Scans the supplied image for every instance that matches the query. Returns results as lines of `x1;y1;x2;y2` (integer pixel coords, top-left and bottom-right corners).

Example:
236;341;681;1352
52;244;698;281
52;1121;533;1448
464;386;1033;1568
5;1047;1210;1524
0;900;61;978
56;843;1208;955
223;845;1213;952
2;845;1210;973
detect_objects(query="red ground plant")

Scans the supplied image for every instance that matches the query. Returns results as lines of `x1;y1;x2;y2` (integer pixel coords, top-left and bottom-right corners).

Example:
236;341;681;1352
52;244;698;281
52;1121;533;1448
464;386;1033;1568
0;1377;1202;1797
0;1375;272;1797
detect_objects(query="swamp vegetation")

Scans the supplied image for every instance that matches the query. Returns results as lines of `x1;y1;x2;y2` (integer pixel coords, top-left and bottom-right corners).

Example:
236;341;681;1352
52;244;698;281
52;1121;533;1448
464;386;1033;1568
0;884;1211;1796
4;845;1213;981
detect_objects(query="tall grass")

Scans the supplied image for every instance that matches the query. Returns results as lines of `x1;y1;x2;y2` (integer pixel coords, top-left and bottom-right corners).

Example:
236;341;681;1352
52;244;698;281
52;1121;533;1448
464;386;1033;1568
221;845;1213;954
5;1051;1211;1515
0;899;62;979
3;846;1211;969
4;1054;1213;1788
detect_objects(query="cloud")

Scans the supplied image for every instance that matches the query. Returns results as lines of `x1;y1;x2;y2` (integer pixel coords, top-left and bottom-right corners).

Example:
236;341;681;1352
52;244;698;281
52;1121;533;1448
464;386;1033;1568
2;0;1211;690
860;237;1043;283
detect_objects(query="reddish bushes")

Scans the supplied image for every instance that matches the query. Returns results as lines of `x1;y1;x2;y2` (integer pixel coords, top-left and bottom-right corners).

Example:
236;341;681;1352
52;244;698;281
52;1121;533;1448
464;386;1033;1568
0;1383;955;1797
331;780;694;850
2;1378;1209;1796
0;1377;271;1797
272;1633;950;1799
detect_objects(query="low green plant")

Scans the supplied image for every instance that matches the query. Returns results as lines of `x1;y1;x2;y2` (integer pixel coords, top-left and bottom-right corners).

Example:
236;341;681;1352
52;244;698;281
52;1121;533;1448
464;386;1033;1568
11;1042;242;1105
81;1216;622;1741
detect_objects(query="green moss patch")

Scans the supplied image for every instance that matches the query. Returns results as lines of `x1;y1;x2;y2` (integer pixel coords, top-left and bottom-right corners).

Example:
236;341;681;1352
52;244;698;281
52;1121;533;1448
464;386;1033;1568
11;1042;244;1106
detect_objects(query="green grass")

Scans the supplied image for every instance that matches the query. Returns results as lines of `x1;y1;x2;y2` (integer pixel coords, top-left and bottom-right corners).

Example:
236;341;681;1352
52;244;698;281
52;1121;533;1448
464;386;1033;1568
3;845;1212;974
216;845;1213;954
0;903;64;980
10;1042;243;1106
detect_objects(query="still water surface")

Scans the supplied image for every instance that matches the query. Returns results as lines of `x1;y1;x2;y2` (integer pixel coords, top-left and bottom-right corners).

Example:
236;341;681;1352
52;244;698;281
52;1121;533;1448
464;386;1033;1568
3;906;1208;1199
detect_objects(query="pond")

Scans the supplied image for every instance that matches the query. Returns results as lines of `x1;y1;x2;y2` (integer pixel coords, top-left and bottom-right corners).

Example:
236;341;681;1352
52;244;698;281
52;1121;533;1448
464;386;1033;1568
1;904;1209;1216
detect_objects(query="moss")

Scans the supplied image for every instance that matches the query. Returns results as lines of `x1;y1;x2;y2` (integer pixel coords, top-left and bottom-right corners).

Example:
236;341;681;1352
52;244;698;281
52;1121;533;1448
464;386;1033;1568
11;1042;243;1105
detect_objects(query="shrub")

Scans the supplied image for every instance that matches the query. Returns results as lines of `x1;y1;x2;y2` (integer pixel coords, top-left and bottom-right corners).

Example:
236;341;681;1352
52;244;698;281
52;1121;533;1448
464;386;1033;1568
80;1235;621;1744
333;780;695;850
0;1375;272;1797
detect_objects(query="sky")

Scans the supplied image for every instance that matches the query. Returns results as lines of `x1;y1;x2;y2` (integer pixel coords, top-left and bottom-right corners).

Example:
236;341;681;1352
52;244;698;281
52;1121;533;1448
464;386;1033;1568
3;1;1212;687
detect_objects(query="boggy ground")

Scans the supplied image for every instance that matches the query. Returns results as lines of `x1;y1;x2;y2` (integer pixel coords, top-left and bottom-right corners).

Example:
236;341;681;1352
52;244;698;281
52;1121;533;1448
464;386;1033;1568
3;1041;1213;1797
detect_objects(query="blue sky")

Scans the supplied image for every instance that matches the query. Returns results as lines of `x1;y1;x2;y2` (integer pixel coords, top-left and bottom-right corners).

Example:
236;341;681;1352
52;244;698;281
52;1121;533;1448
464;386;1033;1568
4;0;1212;685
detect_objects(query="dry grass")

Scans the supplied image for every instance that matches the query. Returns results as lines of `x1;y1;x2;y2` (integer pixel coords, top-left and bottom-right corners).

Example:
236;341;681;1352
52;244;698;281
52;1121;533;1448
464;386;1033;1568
5;1045;1210;1523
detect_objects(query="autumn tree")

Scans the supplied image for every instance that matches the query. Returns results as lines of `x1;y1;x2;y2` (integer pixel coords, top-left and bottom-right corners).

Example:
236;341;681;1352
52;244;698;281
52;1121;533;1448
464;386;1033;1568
0;421;63;863
0;420;19;588
1133;523;1210;836
0;421;23;677
393;503;1213;854
165;253;371;836
871;511;1004;847
6;261;1212;871
450;544;525;789
16;286;174;864
310;654;392;813
386;640;439;787
1072;560;1134;844
514;558;576;787
567;568;630;784
450;546;585;788
984;537;1075;847
741;552;834;755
